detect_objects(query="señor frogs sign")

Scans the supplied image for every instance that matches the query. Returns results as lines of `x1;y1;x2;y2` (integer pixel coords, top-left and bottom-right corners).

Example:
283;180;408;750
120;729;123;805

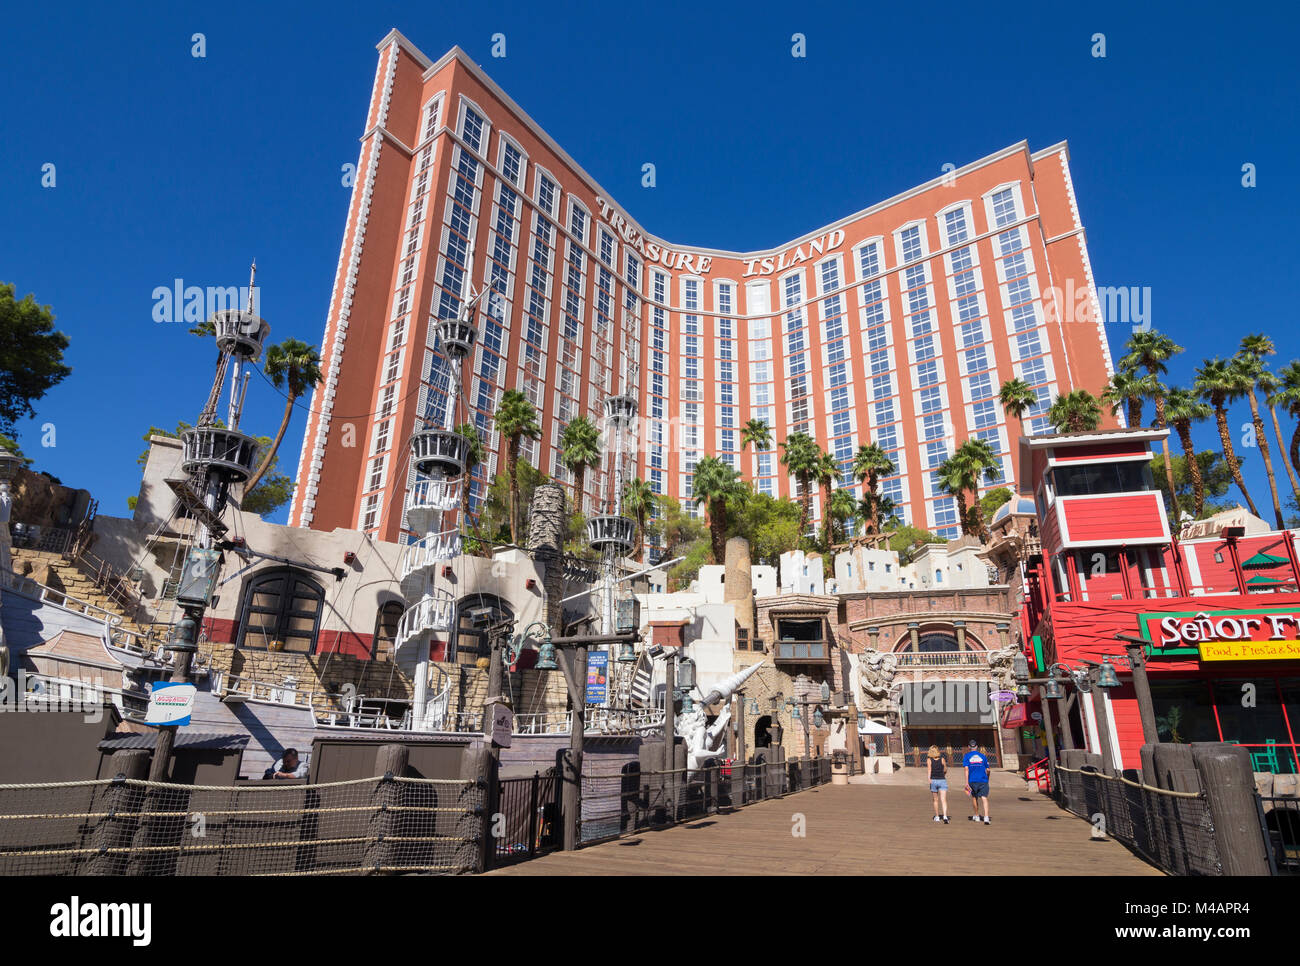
1141;609;1300;661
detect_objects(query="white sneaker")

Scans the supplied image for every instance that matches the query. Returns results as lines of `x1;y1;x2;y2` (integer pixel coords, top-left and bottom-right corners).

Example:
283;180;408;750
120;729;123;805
933;815;941;822
983;817;991;825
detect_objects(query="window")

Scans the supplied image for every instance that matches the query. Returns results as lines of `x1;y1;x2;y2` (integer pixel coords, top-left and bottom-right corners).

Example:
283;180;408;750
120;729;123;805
372;599;405;660
453;595;514;667
237;568;325;653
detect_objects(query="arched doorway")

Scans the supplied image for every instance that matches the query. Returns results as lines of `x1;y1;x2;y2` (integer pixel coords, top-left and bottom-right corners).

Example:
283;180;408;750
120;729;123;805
753;715;773;748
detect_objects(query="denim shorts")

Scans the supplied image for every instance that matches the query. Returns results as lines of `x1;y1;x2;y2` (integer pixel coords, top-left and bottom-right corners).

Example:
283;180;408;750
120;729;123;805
969;781;990;798
929;779;948;792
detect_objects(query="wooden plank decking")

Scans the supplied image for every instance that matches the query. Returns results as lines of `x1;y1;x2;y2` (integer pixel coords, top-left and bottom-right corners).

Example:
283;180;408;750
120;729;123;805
487;783;1164;876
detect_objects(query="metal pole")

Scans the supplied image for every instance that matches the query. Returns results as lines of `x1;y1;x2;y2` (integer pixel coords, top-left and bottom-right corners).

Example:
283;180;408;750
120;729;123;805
1087;684;1116;774
1119;639;1161;746
736;690;747;765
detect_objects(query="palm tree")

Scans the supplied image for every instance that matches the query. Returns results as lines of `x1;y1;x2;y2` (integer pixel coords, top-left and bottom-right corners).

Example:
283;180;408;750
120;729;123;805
936;457;972;538
559;415;602;511
740;418;773;452
454;421;488;526
999;377;1038;442
1259;369;1300;502
1122;330;1183;523
1163;388;1212;518
852;442;896;535
1274;361;1300;490
1194;358;1259;518
938;438;1001;539
692;456;744;563
1237;336;1288;527
493;389;542;544
780;431;822;537
813;451;841;551
828;488;858;545
623;476;656;558
244;338;322;493
1047;389;1103;434
1102;368;1156;428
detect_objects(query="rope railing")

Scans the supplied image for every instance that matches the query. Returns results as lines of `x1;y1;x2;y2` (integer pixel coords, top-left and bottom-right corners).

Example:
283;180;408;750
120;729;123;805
1052;764;1221;875
0;774;485;877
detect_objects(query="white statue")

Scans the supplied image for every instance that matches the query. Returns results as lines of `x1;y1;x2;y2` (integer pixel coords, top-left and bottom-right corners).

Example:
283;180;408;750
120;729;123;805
985;645;1020;691
675;661;764;771
856;649;900;713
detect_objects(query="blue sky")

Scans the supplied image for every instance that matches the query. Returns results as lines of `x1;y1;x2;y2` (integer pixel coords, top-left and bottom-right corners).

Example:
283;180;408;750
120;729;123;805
1;0;1297;522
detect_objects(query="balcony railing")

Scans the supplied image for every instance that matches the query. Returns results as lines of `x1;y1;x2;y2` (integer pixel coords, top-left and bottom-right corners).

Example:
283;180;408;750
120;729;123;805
894;651;989;668
774;641;829;662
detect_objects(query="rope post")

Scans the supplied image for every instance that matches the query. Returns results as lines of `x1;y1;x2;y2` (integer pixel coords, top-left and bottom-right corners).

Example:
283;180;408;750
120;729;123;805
456;745;493;874
364;744;408;875
1191;742;1270;876
87;750;149;876
1151;742;1210;875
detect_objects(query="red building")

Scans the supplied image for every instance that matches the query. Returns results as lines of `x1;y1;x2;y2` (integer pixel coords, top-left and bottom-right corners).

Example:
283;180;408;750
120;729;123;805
289;30;1117;552
1020;428;1300;773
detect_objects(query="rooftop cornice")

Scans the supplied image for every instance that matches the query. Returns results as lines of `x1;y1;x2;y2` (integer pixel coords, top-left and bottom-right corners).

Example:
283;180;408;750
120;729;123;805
391;33;1057;260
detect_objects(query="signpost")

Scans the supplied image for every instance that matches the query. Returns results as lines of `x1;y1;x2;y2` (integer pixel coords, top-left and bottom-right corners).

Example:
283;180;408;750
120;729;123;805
586;651;608;705
144;682;197;728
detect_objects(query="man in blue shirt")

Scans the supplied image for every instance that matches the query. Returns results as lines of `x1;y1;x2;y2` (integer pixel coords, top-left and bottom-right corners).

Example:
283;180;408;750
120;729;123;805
963;740;992;824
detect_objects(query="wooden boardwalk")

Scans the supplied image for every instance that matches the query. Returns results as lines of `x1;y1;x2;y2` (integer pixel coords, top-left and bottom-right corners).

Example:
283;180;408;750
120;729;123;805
487;782;1164;876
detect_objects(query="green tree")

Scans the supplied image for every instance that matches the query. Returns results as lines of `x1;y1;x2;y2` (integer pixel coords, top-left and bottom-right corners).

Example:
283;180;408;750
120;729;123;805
1164;387;1213;517
1194;358;1259;518
937;438;1001;539
1151;451;1235;520
977;487;1013;527
1235;336;1286;528
0;283;72;436
477;460;548;546
1258;367;1300;502
889;525;947;564
852;442;896;535
493;389;542;544
622;476;656;558
1047;389;1103;433
1277;361;1300;487
729;491;802;569
828;487;859;545
244;338;322;494
454;422;489;526
655;496;710;590
813;450;841;551
1122;330;1184;522
692;455;746;564
999;377;1038;442
740;418;773;452
780;431;821;537
1102;367;1157;428
559;415;602;509
0;433;32;467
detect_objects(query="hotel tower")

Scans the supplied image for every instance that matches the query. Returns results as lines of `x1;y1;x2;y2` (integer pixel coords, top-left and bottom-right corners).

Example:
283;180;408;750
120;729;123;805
290;29;1118;556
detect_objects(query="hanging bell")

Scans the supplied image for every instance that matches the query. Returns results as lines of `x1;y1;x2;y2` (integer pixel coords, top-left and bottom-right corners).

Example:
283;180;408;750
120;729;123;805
790;703;801;720
748;698;760;715
1096;657;1121;689
534;640;558;671
617;640;637;663
1044;677;1064;700
813;709;825;728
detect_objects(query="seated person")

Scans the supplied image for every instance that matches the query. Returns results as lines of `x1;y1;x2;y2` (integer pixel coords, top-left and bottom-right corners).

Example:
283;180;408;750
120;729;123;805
263;747;308;780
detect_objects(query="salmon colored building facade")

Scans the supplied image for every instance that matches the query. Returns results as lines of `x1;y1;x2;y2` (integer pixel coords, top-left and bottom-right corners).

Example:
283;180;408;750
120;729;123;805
289;29;1118;555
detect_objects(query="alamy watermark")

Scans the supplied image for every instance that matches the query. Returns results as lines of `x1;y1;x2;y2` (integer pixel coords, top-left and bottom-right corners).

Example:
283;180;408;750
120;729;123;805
1040;277;1152;332
0;671;106;722
151;279;260;324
